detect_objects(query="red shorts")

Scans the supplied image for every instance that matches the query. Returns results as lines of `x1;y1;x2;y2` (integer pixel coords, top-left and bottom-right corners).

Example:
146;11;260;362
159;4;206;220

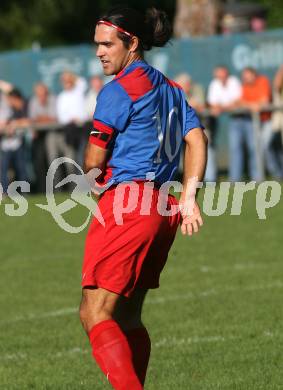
82;181;180;297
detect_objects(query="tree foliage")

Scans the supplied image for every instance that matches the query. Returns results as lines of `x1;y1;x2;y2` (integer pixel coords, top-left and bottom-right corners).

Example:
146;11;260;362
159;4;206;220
239;0;283;29
0;0;175;51
0;0;282;51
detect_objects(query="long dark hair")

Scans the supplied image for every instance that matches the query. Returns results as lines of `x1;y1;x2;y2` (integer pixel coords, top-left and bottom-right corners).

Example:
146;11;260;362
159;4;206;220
98;6;172;52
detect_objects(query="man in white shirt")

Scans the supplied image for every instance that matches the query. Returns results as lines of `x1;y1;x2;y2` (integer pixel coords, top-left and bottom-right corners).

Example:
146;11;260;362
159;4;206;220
56;71;87;125
80;76;105;167
85;76;104;120
0;81;12;131
207;66;243;181
207;66;242;111
56;72;88;165
28;82;57;192
0;94;11;126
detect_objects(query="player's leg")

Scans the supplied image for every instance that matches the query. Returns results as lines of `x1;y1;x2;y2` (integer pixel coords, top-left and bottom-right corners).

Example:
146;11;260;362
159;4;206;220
114;287;147;330
80;286;119;332
79;287;142;390
114;288;151;386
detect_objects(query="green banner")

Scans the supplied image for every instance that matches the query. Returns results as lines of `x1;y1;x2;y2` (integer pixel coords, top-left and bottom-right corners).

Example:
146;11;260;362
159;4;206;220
1;29;283;96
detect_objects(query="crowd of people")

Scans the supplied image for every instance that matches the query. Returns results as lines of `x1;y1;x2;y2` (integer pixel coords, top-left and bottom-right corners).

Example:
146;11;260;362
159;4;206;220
177;64;283;182
0;72;103;193
0;64;283;194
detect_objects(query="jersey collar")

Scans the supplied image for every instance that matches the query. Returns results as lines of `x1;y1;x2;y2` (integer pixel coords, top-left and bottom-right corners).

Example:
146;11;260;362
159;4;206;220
114;60;147;80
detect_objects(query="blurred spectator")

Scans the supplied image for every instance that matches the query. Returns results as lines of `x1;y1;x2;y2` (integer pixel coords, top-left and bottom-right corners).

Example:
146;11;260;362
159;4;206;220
0;82;12;129
0;80;13;95
251;17;266;33
57;71;87;125
207;65;242;115
73;73;88;96
0;88;30;193
271;65;283;176
273;65;283;95
28;82;57;192
56;71;87;165
239;67;281;180
175;72;217;182
80;75;105;167
85;75;104;120
174;73;205;112
207;65;242;181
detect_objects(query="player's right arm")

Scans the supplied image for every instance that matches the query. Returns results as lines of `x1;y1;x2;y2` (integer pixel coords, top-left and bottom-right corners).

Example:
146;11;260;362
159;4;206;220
83;82;132;174
83;142;108;174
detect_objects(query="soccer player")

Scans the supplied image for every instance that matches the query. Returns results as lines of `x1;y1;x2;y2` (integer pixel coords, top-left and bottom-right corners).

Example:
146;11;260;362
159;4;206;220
79;6;207;389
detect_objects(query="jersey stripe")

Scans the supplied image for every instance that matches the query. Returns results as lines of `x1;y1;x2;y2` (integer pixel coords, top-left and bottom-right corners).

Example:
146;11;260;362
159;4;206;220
117;67;154;101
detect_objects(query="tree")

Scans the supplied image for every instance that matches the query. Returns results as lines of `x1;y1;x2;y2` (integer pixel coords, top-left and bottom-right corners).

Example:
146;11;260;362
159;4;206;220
174;0;222;37
0;0;176;51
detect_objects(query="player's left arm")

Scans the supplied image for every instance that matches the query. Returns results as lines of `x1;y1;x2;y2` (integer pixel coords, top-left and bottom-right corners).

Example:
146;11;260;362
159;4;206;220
179;127;208;236
180;99;208;236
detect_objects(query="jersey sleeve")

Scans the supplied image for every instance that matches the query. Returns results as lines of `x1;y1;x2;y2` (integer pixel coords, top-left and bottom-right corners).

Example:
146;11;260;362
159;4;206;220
183;99;204;138
89;81;132;149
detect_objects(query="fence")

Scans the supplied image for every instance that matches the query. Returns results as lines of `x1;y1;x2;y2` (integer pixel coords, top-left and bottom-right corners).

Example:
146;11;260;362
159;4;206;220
1;104;282;185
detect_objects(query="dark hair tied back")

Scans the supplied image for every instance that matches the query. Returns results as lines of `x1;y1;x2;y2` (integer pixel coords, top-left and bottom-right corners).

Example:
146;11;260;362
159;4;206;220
143;7;172;51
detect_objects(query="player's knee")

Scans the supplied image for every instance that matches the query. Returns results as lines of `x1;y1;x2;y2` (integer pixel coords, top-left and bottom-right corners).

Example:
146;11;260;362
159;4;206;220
80;308;112;331
79;299;89;330
79;294;113;331
79;304;86;325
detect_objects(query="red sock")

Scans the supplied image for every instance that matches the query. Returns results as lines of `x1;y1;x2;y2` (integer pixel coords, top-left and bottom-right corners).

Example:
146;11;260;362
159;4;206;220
88;319;143;390
125;327;151;385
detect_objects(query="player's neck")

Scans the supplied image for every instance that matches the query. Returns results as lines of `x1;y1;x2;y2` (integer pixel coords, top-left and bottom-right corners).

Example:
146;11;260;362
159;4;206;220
123;53;143;70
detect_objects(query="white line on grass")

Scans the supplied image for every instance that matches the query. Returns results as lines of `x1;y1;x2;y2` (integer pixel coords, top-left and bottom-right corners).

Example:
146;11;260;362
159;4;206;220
146;280;283;304
0;331;276;362
199;262;275;273
1;281;282;326
0;336;239;362
0;307;78;325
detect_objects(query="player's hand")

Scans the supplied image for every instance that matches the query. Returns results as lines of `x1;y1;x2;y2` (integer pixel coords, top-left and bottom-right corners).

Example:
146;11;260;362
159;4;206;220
180;201;203;236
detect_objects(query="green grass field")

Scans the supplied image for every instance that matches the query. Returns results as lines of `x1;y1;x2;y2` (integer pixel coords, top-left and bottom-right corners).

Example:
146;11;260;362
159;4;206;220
0;188;282;389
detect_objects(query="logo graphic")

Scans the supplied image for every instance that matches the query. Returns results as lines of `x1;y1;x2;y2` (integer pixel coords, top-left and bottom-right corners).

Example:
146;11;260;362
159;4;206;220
0;157;281;233
36;158;112;233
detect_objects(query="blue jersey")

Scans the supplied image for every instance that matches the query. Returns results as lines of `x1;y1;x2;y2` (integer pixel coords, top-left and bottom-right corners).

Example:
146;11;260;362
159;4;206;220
89;60;203;186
